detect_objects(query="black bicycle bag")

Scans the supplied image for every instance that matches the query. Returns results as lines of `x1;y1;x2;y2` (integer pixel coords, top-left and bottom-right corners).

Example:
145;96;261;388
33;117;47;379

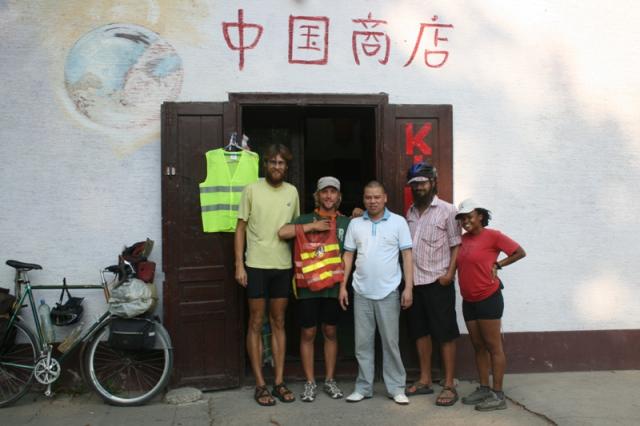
0;287;16;315
108;317;156;351
0;318;17;349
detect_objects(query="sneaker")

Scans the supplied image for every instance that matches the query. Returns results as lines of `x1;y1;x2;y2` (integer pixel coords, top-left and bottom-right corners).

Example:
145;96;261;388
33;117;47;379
346;391;371;403
323;379;344;399
392;393;410;405
475;391;507;411
301;381;317;402
462;385;492;405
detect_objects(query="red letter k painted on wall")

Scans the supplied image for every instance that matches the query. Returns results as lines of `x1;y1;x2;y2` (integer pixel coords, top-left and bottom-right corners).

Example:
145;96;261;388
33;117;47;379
405;122;432;163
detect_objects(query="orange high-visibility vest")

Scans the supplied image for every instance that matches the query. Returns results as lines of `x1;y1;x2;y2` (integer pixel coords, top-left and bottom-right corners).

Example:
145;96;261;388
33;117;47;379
293;219;344;292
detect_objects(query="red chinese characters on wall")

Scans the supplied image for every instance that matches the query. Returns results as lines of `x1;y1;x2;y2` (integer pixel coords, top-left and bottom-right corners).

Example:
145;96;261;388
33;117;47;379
221;9;454;71
221;9;264;71
288;16;330;65
404;15;454;68
352;12;390;65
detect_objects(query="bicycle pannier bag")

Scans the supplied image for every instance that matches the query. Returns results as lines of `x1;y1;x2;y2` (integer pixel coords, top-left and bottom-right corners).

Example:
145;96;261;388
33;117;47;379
0;318;17;348
121;239;154;265
135;261;156;283
108;317;156;350
108;278;155;318
0;287;16;315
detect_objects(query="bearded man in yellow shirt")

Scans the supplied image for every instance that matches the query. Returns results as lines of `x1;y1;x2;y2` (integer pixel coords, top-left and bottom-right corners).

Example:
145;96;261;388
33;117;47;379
235;144;300;406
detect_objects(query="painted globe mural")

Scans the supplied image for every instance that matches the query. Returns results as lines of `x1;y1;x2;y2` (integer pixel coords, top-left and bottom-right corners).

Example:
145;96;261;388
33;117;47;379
65;23;183;129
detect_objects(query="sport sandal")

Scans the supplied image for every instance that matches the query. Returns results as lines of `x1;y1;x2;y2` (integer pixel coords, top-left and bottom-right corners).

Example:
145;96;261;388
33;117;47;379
436;386;459;406
254;385;276;406
272;382;296;403
406;381;434;396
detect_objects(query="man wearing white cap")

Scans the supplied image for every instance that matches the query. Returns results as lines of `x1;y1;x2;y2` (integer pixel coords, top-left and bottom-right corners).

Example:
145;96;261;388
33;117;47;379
278;176;350;402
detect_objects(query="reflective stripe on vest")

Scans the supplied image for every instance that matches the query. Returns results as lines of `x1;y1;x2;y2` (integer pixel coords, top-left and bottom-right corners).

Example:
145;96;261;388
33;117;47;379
299;243;340;260
199;149;259;233
293;220;344;292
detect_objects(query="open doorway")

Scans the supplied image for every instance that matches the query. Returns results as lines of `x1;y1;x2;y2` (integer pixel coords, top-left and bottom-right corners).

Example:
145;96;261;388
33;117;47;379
242;106;376;214
242;105;376;375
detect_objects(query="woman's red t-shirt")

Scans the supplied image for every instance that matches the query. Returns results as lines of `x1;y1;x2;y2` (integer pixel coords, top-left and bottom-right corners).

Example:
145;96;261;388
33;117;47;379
456;228;519;302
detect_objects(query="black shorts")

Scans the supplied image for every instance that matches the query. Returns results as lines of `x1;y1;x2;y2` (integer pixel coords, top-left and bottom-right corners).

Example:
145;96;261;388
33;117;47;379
297;298;340;328
246;267;291;299
408;282;460;342
462;290;504;321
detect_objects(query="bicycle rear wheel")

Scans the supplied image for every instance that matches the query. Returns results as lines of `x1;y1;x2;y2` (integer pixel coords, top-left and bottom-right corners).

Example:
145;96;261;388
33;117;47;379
84;317;173;406
0;319;38;408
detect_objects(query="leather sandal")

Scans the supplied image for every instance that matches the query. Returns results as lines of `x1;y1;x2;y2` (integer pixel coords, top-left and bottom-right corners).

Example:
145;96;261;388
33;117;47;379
406;381;434;396
254;385;276;406
436;386;459;406
272;382;296;403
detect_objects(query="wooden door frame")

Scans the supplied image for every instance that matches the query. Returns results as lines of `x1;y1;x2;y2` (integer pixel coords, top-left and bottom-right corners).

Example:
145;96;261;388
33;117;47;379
162;95;454;385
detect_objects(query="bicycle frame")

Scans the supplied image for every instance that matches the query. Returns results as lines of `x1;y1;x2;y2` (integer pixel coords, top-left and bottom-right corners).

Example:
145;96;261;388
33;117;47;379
3;267;115;362
2;260;174;407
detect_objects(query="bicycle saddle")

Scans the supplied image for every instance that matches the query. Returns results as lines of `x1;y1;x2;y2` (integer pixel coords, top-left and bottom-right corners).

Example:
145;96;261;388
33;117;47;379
5;260;42;270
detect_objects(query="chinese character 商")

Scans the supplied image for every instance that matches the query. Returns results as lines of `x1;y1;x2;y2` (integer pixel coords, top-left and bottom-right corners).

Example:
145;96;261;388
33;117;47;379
352;12;390;65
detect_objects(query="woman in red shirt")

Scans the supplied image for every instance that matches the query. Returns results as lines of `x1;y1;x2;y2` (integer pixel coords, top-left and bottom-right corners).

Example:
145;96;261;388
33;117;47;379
455;199;526;412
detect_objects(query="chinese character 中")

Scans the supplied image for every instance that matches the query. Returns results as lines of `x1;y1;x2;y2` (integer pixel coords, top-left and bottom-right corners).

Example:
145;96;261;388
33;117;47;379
222;9;264;70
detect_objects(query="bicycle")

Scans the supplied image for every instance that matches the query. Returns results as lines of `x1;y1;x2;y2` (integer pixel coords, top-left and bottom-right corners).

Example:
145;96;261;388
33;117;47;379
0;259;173;407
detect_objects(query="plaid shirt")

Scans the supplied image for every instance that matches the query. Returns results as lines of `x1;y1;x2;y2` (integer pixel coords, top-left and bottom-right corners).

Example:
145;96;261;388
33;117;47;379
406;196;461;285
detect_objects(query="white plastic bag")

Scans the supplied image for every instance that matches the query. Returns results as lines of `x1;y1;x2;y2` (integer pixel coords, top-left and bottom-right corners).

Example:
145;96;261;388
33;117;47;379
108;278;156;318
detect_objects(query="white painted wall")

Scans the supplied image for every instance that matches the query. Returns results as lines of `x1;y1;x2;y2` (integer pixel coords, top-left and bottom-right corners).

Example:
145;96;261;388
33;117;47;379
1;0;639;334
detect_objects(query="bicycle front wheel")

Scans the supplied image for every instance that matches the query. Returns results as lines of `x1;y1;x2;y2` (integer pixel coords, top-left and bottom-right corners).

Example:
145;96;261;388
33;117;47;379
0;319;38;408
84;317;173;406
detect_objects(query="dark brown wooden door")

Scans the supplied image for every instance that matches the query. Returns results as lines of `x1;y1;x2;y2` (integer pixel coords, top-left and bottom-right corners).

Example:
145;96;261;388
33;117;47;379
383;104;453;376
161;102;243;389
383;104;453;210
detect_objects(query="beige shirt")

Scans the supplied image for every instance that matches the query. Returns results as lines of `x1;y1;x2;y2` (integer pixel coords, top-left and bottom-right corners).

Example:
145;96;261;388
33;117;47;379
238;179;300;269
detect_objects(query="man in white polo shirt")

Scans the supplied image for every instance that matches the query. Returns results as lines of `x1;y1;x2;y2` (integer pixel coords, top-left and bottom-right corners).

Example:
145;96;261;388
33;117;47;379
338;180;414;405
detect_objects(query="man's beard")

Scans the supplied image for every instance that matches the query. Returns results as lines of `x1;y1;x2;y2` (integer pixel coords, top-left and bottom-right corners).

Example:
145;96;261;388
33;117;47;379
320;201;337;211
412;188;434;207
266;170;285;185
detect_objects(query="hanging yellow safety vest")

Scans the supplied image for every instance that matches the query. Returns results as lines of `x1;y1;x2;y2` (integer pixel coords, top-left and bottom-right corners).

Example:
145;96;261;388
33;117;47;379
199;149;259;232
